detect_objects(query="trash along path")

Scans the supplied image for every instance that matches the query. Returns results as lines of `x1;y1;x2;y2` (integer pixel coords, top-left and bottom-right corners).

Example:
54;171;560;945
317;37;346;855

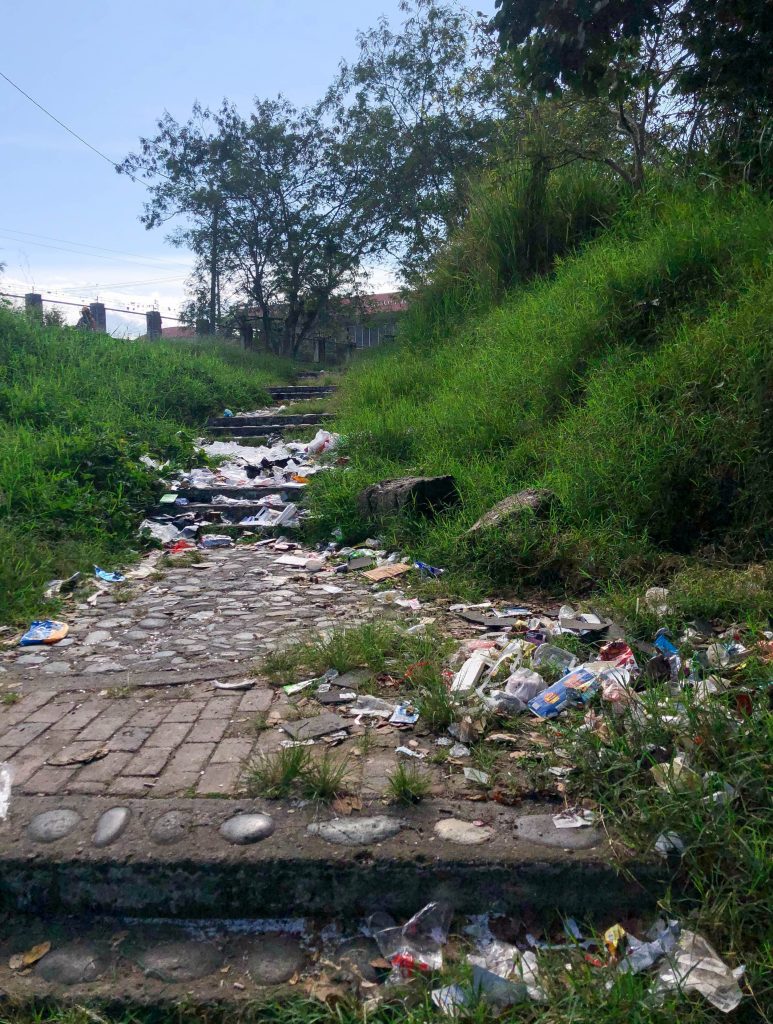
0;379;760;1015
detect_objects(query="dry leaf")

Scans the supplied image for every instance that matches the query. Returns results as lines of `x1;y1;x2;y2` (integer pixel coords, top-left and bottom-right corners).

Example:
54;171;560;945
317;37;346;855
487;733;521;744
9;941;51;970
369;957;391;971
302;975;350;1005
331;795;362;816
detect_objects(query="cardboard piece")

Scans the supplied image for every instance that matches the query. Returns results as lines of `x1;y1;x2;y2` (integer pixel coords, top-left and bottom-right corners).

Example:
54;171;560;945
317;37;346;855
362;563;412;582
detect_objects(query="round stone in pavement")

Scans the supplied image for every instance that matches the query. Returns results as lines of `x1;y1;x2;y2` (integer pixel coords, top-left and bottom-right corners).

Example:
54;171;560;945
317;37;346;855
219;812;275;845
245;936;305;984
434;818;494;845
36;942;107;985
307;816;401;846
93;807;131;848
334;937;382;983
150;810;191;846
515;813;602;850
136;940;223;982
27;809;82;843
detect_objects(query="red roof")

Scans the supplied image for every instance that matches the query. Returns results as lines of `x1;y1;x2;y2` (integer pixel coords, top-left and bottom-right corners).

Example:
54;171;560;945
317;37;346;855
161;326;196;338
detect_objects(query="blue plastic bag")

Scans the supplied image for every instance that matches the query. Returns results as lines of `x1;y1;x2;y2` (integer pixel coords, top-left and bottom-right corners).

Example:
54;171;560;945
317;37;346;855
20;620;69;646
94;566;126;584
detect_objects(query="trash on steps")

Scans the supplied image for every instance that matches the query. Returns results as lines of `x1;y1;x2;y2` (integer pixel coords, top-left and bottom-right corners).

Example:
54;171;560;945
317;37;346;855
94;566;126;584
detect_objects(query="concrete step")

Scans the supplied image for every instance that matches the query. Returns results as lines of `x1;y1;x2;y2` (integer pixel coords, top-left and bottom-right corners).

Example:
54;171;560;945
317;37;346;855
266;386;336;399
208;413;334;428
0;794;664;921
175;483;305;501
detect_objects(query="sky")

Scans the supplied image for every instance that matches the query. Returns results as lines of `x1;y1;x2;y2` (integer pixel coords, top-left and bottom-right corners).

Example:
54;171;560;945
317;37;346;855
0;1;495;337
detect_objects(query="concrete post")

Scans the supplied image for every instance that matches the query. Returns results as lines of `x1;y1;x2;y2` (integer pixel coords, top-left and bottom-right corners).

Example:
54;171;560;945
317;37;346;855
24;293;43;316
146;310;162;340
89;302;107;333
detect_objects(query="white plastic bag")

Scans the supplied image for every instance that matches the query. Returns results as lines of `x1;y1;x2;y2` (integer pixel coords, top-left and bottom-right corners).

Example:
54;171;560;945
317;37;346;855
0;763;12;820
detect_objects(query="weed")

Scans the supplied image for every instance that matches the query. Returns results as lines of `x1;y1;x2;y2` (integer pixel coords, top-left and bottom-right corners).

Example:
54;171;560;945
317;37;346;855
412;667;457;732
252;712;270;734
243;746;310;799
104;684;134;699
161;551;203;569
111;586;138;605
300;752;352;802
1;691;21;706
387;761;431;805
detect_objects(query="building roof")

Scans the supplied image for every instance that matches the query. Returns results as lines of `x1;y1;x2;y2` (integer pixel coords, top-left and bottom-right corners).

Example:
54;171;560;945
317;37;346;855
161;326;196;338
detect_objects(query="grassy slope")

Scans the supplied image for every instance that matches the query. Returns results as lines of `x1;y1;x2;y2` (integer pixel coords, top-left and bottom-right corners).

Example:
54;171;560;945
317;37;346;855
309;184;773;611
0;310;292;623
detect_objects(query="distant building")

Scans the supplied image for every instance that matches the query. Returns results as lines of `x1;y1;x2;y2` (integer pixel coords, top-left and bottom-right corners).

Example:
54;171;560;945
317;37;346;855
160;325;196;339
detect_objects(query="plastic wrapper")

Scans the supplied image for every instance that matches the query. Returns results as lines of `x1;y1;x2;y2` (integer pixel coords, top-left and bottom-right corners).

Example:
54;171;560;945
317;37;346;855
19;620;69;646
94;566;125;584
139;519;181;544
531;644;578;673
618;919;680;974
654;929;744;1013
504;667;545;702
373;902;452;981
528;668;599;719
306;429;339;457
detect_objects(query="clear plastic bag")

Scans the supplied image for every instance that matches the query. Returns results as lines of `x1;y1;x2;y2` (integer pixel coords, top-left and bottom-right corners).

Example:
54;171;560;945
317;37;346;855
372;902;452;981
654;929;744;1013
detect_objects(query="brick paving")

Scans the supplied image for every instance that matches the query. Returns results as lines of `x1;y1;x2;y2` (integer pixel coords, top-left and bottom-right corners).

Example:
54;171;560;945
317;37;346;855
0;543;386;800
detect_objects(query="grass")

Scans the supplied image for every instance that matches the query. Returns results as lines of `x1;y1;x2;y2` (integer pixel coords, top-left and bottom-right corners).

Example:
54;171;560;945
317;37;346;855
243;746;351;802
258;621;453;685
387;761;431;804
0;309;292;624
242;745;310;799
306;180;773;621
1;691;21;706
300;752;352;801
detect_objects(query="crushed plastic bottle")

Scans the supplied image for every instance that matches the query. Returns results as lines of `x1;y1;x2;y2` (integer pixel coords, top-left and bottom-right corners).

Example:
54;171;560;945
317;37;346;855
372;902;452;982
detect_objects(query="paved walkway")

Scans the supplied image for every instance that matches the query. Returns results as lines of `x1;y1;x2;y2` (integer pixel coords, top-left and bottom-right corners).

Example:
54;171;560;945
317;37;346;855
0;544;381;800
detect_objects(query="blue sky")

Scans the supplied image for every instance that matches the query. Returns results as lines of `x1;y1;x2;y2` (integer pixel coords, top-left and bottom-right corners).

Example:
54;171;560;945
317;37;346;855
0;0;495;335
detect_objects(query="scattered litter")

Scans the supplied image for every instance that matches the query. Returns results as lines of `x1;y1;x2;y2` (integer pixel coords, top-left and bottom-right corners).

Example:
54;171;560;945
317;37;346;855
431;984;468;1016
199;535;234;549
654;831;686;858
9;941;51;971
213;679;254;691
362;563;412;582
654;930;744;1013
139;520;181;544
528;668;598;719
281;713;349;741
20;620;69;646
414;561;444;578
449;743;470;757
396;745;426;759
464;768;490;785
451;655;488;694
390;703;419;725
43;572;80;599
282;679;315;696
552;807;596;829
0;763;12;820
94;565;126;584
371;901;452;982
531;644;578;673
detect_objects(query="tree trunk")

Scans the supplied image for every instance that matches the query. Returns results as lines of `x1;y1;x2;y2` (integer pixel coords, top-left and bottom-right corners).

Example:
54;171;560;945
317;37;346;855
209;204;219;335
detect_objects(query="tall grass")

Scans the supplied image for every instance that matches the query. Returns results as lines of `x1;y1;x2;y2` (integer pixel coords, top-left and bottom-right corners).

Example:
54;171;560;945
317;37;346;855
308;180;773;610
0;310;292;622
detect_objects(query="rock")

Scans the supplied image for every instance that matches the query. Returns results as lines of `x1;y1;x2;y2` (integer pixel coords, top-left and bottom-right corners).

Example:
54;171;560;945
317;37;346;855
150;811;191;846
434;818;493;845
246;935;306;984
281;713;348;741
467;489;555;533
27;809;82;843
357;476;460;520
515;813;602;850
36;943;107;984
136;940;222;981
219;812;275;845
334;937;382;983
307;815;401;846
83;630;111;646
92;807;131;848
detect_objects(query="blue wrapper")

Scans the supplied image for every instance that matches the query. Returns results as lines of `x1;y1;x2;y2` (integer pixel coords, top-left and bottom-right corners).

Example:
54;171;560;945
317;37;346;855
528;668;599;719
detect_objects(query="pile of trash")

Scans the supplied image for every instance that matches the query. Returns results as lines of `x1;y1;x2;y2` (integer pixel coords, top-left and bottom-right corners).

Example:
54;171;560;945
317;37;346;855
137;430;340;545
358;904;744;1015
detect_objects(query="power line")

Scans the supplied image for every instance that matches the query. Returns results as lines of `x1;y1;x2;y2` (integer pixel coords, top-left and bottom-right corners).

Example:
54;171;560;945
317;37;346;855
0;227;192;267
0;291;182;321
0;69;143;184
0;232;192;272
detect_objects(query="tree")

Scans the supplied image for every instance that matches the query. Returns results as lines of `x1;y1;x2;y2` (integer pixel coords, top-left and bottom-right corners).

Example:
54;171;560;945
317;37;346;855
493;0;773;180
122;99;389;357
325;0;501;280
